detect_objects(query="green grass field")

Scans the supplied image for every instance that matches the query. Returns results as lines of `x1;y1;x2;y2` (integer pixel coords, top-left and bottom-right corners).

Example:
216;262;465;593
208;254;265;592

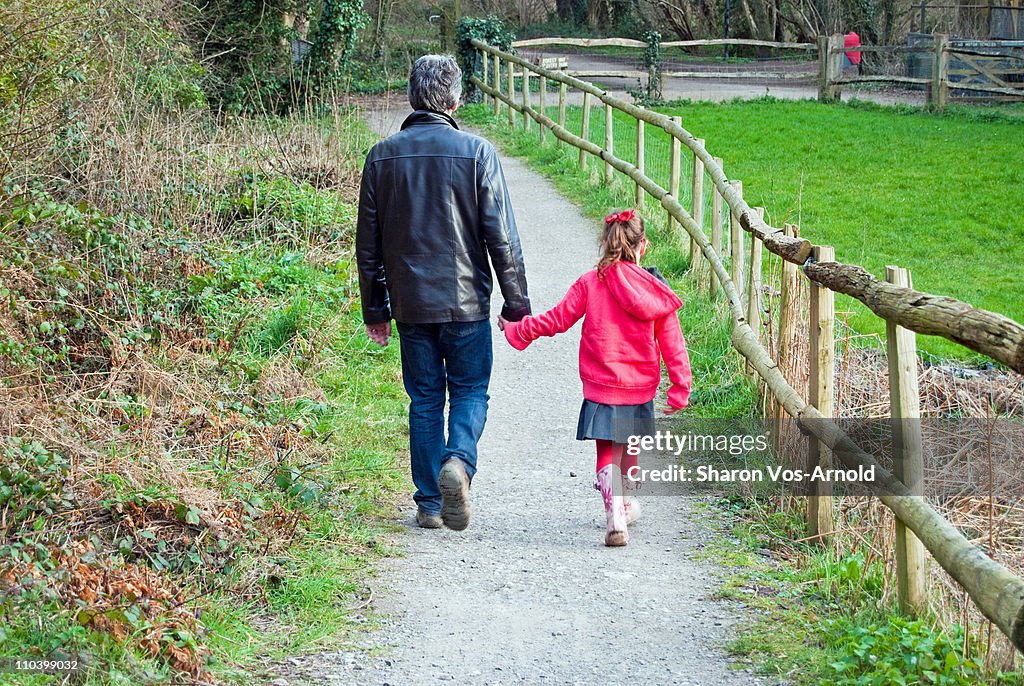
545;97;1023;362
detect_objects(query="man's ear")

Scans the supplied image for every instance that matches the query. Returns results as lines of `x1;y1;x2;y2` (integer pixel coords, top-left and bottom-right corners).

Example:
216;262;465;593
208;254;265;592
450;101;460;113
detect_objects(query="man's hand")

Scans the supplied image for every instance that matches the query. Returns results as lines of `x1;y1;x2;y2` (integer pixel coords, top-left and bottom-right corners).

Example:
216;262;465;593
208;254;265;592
496;315;509;331
366;322;392;347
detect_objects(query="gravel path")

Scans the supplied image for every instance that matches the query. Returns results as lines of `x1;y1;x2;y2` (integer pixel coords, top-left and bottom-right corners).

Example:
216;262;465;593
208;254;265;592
271;104;774;686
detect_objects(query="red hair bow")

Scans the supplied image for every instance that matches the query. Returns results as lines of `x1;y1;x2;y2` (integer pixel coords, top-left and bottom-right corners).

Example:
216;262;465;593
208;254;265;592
605;209;636;225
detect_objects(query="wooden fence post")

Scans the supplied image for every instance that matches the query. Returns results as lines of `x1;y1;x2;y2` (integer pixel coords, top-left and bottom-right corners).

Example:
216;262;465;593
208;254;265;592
522;69;531;130
539;75;547;143
493;54;501;117
746;208;765;374
729;180;745;305
807;244;835;540
690;139;705;278
604;103;614;184
709;157;724;297
507;60;515;125
818;34;844;102
482;51;489;107
930;34;950;110
885;265;928;617
667;116;682;234
817;36;829;101
580;92;591;170
635;118;645;208
778;224;802;430
557;83;567;149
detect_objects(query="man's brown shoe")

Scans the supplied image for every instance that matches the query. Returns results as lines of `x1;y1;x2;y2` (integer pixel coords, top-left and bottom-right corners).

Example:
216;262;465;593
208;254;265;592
416;508;443;529
439;459;471;531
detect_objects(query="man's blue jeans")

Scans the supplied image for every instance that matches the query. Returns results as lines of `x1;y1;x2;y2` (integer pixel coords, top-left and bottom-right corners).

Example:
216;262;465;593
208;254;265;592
396;319;492;515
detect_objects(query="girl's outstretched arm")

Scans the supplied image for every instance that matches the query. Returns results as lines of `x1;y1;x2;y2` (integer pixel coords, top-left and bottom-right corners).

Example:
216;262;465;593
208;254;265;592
655;312;692;410
502;278;586;350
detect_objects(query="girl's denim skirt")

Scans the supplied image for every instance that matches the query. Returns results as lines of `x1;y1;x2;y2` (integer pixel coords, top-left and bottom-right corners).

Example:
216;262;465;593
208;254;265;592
576;399;655;444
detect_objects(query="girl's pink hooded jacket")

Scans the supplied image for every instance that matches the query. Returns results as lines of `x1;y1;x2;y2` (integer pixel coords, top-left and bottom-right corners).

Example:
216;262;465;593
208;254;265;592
503;261;692;409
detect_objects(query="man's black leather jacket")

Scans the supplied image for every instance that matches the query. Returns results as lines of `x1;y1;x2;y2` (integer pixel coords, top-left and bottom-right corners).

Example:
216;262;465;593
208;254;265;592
356;110;531;325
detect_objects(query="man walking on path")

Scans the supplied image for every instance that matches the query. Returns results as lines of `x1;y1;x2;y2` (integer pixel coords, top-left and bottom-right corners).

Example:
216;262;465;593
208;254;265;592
356;55;531;531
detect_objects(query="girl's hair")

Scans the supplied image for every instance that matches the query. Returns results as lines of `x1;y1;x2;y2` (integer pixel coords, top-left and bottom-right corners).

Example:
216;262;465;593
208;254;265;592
598;209;646;274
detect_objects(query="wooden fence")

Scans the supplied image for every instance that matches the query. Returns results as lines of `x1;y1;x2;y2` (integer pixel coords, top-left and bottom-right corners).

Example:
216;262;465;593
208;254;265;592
513;36;817;84
820;33;1024;105
471;38;1024;650
513;34;1024;108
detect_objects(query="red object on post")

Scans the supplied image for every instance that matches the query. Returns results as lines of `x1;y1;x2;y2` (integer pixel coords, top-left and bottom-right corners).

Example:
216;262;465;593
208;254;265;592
844;31;862;65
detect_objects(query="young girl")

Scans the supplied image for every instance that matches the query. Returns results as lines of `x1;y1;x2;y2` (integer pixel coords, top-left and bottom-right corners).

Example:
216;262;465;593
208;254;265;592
498;210;691;546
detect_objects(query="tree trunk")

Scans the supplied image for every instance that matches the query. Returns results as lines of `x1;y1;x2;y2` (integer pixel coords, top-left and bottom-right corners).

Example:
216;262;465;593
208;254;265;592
880;0;895;44
586;0;610;27
738;0;760;37
640;0;695;39
747;0;777;40
957;0;989;37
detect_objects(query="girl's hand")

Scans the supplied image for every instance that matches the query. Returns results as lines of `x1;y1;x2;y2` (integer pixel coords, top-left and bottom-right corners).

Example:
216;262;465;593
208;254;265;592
496;315;509;331
663;407;680;416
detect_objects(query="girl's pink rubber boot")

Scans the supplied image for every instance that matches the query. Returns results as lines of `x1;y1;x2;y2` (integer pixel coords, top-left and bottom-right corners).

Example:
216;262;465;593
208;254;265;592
622;473;642;525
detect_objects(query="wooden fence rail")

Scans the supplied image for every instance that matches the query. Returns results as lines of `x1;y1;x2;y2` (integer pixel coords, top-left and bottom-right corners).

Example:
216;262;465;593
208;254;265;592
471;38;1024;651
513;36;647;48
513;36;817;50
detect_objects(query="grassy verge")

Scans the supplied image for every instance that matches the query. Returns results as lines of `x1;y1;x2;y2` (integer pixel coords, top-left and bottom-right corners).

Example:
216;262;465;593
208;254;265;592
696;496;1022;685
459;102;1021;685
536;95;1022;362
0;111;409;684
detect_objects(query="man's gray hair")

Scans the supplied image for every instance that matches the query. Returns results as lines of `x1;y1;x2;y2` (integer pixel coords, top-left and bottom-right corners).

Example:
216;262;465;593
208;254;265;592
408;55;462;113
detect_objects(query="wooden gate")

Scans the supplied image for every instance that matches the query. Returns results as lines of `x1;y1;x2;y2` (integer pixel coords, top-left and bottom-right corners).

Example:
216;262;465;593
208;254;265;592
947;39;1024;98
